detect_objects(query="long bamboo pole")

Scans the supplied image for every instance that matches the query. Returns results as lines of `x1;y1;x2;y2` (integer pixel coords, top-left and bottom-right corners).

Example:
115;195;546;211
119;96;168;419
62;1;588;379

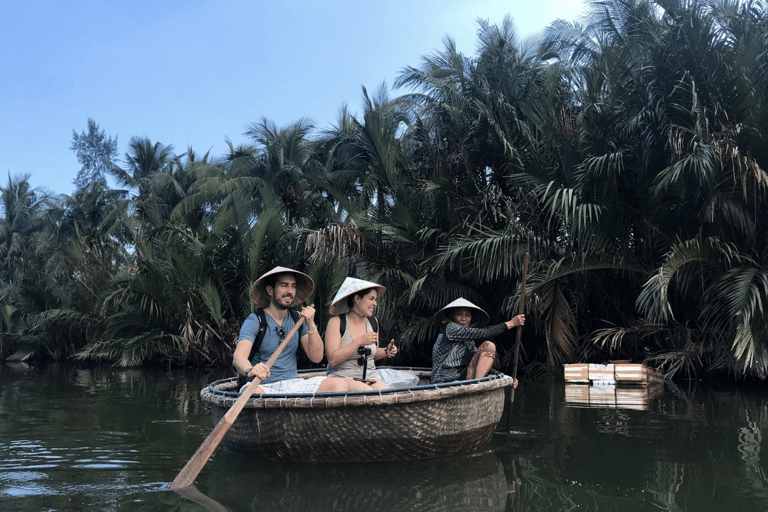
506;253;529;429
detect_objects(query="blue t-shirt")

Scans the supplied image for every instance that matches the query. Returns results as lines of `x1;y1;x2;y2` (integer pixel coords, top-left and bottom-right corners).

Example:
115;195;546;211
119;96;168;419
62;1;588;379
238;310;308;384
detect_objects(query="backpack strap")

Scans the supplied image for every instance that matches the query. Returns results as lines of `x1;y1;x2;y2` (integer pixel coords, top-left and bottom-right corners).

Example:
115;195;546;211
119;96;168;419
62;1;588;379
239;308;301;388
339;314;379;337
247;308;303;361
247;308;268;362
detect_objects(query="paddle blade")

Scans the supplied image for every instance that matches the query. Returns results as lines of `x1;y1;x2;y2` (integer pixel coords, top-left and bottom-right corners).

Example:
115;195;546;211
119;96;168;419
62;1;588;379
170;420;230;489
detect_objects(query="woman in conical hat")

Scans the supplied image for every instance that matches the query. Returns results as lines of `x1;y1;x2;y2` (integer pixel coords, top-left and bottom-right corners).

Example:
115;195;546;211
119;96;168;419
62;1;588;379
324;277;397;390
433;298;491;327
431;297;524;385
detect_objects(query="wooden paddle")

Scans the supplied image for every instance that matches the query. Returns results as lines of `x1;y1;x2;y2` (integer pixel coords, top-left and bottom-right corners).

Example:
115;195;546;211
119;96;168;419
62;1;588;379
170;314;306;490
508;252;529;407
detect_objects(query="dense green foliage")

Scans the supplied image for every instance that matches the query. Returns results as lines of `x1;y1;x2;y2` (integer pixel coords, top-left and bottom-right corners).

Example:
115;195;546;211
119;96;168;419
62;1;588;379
3;0;768;379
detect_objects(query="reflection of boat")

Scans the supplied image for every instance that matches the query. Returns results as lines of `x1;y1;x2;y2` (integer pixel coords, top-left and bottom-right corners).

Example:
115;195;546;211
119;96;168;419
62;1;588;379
201;368;514;462
205;451;508;512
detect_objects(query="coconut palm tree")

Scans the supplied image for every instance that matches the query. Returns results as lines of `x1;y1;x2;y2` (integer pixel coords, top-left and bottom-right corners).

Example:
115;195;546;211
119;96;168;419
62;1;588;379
0;174;73;356
532;0;768;376
110;136;174;196
0;174;50;283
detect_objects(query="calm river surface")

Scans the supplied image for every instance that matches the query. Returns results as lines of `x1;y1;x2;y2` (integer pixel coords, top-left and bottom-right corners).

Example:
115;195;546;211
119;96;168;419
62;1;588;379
1;361;767;511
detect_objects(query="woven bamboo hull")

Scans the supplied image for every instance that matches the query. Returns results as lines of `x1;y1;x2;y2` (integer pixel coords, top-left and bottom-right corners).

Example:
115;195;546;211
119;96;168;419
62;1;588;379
201;368;514;462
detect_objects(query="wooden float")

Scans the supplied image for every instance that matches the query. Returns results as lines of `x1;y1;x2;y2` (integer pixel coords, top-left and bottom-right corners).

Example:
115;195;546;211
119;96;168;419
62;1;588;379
200;367;515;462
563;362;664;385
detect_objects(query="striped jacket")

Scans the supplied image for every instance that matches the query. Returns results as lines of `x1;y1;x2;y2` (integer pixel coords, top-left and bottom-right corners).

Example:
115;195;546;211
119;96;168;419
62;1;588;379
431;322;508;383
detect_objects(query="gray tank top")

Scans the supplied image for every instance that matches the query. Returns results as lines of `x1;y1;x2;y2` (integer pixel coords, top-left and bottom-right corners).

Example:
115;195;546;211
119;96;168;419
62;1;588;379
326;316;380;379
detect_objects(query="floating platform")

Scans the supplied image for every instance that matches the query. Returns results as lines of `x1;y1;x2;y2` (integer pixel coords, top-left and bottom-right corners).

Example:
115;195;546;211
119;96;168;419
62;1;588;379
563;363;664;385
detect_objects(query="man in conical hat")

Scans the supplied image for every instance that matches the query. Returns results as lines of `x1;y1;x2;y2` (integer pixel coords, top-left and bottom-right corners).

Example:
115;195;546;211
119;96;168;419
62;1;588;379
233;266;352;394
431;297;524;385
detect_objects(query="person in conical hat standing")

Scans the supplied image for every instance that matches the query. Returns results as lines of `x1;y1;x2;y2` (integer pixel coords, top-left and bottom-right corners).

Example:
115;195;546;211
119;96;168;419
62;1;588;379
431;298;524;385
233;266;353;394
324;277;398;390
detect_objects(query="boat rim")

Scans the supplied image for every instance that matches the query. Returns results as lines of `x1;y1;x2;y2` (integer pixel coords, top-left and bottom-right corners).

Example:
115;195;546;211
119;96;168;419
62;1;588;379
205;366;513;400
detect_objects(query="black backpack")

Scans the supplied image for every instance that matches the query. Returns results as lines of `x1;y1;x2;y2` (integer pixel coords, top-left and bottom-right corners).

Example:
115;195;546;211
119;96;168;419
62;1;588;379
339;314;378;336
237;308;301;388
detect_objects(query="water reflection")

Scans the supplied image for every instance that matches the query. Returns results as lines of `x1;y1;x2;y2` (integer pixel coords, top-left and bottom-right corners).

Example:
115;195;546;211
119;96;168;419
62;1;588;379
0;361;230;511
564;382;665;410
203;451;510;511
498;381;768;511
174;485;230;512
2;362;768;511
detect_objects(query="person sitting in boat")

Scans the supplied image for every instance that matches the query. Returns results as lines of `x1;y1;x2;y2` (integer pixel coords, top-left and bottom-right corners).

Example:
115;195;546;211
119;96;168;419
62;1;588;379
431;298;524;385
324;277;398;390
233;266;358;394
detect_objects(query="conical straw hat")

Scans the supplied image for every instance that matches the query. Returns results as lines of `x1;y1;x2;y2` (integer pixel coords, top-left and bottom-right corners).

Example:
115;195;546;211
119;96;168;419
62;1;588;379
249;266;314;309
433;297;490;327
329;277;386;315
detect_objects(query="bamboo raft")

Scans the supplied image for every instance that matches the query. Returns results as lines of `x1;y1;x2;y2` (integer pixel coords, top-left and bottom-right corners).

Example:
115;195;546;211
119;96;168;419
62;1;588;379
201;367;515;462
563;362;664;385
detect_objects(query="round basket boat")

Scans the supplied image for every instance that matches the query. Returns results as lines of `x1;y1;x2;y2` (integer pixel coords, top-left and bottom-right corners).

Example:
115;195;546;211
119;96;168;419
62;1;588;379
201;367;514;462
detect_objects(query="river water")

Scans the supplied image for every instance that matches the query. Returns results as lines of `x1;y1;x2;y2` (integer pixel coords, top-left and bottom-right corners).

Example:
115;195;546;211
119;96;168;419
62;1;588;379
1;361;767;511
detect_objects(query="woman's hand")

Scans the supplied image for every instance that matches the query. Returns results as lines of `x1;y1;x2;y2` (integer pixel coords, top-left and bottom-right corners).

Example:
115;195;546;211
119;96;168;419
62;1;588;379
355;331;379;347
506;314;525;329
384;339;397;358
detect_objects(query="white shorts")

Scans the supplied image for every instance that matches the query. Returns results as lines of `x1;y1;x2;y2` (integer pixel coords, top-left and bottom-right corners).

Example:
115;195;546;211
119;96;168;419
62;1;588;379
240;376;327;395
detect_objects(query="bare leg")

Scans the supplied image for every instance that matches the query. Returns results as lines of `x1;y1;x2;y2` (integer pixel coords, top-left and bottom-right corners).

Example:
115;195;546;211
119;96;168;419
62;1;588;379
344;378;377;391
466;341;496;380
317;377;351;393
369;379;389;390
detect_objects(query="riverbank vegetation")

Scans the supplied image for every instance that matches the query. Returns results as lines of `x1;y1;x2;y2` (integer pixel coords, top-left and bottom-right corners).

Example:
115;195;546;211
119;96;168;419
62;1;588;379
3;0;768;380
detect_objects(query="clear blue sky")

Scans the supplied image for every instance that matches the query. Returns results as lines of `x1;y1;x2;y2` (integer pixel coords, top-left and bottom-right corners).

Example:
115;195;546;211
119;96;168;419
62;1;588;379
1;0;585;196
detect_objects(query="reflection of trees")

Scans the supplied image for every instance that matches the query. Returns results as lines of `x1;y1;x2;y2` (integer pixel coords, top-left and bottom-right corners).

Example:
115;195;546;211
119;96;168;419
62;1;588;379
499;380;768;510
729;392;768;503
